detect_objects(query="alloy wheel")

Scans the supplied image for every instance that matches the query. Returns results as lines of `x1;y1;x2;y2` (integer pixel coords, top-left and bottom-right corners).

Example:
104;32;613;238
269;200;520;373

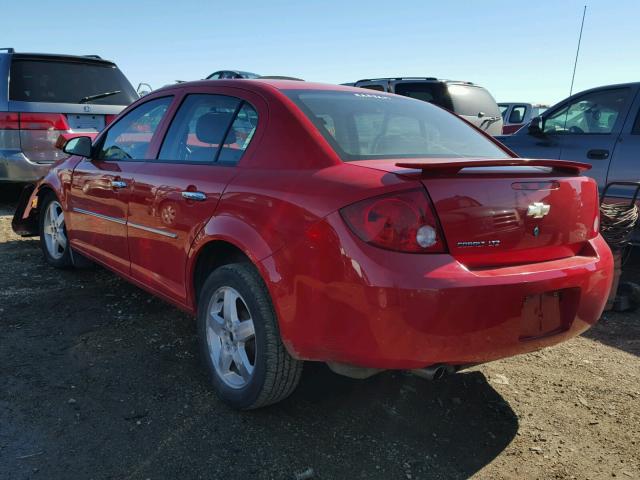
206;286;257;389
42;200;67;260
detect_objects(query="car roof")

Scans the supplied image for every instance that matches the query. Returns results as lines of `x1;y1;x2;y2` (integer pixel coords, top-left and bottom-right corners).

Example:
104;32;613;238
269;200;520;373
2;51;116;66
154;79;367;94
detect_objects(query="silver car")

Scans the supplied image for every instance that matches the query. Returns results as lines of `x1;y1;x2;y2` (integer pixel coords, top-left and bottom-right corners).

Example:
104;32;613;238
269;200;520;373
0;49;137;183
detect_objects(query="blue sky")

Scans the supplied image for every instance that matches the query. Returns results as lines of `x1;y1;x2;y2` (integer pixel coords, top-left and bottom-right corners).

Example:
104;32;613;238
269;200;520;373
4;0;640;105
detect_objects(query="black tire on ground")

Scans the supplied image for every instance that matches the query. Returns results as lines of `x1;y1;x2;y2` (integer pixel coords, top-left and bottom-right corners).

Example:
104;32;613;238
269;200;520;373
197;263;303;409
38;191;72;268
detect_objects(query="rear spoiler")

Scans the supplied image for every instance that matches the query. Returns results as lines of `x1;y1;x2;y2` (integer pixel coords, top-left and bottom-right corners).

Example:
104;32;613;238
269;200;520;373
395;158;591;175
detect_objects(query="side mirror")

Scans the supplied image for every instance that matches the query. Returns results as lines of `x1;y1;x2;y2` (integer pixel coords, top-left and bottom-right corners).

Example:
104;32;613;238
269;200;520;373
528;116;545;136
63;136;93;158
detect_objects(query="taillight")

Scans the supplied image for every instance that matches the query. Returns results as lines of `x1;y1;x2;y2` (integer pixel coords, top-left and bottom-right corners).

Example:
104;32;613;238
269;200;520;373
19;113;69;130
0;112;70;130
0;112;20;129
340;189;446;253
105;114;117;126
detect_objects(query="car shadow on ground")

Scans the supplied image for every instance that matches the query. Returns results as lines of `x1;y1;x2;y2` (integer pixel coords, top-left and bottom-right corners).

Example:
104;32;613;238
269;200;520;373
582;247;639;357
0;234;518;479
269;365;519;479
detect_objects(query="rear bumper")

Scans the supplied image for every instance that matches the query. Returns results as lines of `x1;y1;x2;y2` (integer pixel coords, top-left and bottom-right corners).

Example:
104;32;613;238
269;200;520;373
265;213;614;369
0;149;52;182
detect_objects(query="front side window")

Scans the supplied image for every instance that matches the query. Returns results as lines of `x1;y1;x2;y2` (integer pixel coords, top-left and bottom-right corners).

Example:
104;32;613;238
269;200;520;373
284;90;509;160
509;105;527;124
97;97;172;160
158;94;257;164
543;88;630;135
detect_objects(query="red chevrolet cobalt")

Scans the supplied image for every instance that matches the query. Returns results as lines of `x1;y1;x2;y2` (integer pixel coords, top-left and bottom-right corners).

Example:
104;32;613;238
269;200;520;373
13;80;613;409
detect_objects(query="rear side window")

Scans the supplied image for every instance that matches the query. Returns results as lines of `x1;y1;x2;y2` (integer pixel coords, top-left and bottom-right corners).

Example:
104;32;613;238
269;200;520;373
97;97;172;160
508;105;528;124
359;84;385;92
9;59;137;105
219;103;258;163
158;94;257;164
284;90;509;160
447;85;500;117
393;82;453;111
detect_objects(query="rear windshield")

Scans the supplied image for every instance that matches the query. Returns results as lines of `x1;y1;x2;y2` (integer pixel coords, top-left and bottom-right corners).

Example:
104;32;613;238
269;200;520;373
393;82;454;110
9;59;138;105
284;90;509;161
447;85;500;117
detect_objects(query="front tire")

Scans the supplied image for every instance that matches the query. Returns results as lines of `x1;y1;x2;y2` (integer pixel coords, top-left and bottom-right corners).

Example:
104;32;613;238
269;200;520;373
197;263;302;409
39;192;72;268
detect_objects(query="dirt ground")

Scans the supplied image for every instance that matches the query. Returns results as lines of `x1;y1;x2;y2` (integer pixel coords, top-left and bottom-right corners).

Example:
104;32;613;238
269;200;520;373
0;196;639;480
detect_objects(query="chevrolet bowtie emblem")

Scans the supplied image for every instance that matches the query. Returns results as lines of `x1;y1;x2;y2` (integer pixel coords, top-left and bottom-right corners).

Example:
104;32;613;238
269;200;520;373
527;202;551;219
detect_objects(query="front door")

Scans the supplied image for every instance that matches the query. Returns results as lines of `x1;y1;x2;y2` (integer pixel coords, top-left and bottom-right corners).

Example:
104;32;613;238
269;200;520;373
67;96;174;274
537;86;634;187
126;92;260;304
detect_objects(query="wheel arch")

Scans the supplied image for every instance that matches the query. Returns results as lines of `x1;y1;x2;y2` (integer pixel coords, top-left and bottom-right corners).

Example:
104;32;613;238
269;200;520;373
190;239;253;306
186;211;283;310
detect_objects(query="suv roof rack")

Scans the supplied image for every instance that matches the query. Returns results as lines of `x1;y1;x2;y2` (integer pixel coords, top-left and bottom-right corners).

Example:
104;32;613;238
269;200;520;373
0;47;15;53
356;77;439;82
355;77;475;85
259;75;304;81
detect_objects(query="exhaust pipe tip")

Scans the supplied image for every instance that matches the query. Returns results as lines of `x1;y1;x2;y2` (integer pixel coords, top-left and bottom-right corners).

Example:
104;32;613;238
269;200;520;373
432;366;447;380
410;364;456;381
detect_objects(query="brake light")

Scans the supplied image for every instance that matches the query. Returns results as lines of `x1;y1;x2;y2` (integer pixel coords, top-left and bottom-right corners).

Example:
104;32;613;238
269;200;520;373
0;112;20;129
20;113;69;130
340;189;446;253
0;112;70;130
105;114;117;126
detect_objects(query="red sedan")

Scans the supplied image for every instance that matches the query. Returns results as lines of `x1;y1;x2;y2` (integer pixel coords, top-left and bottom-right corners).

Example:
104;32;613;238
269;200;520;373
13;80;613;409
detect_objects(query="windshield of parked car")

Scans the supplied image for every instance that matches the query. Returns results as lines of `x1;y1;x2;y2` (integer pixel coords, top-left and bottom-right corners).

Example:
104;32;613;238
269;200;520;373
9;59;138;105
284;90;509;160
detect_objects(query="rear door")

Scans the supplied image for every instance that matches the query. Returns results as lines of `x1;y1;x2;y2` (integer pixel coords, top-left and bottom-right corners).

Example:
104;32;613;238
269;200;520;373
67;96;173;274
535;86;634;187
604;87;640;198
8;55;138;163
125;88;262;304
503;104;528;134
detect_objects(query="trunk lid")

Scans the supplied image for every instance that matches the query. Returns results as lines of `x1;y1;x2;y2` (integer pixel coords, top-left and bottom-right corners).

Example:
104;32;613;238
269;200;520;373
352;158;599;268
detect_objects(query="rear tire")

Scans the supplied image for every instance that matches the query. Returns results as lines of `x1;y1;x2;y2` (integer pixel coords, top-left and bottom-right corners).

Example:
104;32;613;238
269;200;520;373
39;192;72;268
197;263;302;409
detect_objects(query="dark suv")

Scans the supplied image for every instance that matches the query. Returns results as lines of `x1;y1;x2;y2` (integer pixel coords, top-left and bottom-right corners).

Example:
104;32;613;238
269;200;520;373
347;77;503;135
0;49;137;183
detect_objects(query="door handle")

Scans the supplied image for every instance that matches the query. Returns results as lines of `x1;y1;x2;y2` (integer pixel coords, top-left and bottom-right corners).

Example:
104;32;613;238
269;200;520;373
181;191;207;201
587;149;610;160
111;180;127;189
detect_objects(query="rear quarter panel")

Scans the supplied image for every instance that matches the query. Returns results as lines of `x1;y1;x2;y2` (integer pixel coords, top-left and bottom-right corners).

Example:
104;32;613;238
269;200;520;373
185;163;415;310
